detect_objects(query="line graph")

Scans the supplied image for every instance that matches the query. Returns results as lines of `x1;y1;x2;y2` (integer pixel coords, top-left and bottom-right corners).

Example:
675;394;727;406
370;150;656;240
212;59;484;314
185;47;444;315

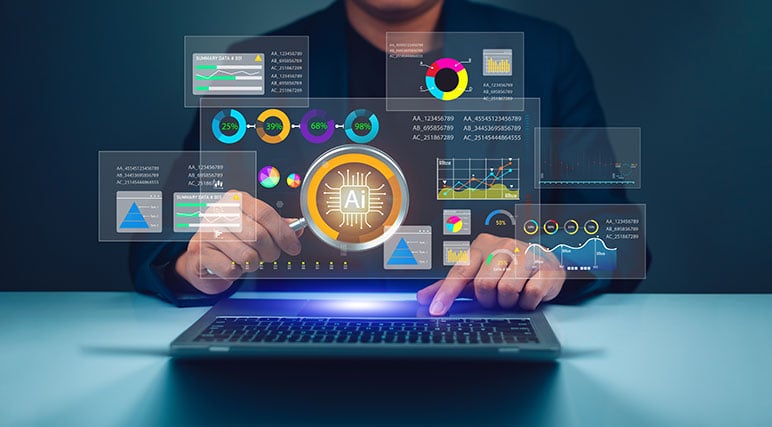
523;237;617;271
192;53;265;95
436;158;519;200
173;192;243;232
195;69;263;80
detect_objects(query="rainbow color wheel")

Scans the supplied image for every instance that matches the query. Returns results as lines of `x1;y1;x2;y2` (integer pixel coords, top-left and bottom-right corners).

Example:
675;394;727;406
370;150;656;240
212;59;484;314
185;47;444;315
286;172;302;189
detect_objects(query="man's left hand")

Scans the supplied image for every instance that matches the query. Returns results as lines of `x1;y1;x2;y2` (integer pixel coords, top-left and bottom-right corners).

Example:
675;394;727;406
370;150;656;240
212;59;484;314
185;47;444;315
416;233;566;315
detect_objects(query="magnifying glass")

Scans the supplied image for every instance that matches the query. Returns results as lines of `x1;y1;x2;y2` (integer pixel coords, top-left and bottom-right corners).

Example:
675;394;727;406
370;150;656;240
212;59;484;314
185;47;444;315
288;145;409;252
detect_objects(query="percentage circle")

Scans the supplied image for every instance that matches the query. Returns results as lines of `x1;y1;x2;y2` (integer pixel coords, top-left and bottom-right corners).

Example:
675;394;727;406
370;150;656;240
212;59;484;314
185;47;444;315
256;109;291;144
300;109;335;144
523;219;540;236
543;219;559;235
212;109;247;144
344;109;380;144
584;219;599;235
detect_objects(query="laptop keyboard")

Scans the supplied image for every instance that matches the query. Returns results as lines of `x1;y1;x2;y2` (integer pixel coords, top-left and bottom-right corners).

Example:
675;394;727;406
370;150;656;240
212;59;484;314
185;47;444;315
193;317;538;345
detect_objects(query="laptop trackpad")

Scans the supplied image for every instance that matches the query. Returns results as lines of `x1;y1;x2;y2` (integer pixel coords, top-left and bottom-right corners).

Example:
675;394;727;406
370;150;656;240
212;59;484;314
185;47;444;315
297;299;483;318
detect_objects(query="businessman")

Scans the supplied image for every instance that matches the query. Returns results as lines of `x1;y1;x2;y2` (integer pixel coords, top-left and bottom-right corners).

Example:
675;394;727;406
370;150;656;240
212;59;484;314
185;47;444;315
131;0;640;313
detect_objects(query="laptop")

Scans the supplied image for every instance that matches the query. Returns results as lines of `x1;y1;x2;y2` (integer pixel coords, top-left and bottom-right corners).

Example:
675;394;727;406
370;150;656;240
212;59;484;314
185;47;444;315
170;291;561;360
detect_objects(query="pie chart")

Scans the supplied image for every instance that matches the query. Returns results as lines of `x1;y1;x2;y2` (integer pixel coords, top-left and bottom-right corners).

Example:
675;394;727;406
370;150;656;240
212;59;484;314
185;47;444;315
445;215;463;233
259;166;281;189
286;172;302;189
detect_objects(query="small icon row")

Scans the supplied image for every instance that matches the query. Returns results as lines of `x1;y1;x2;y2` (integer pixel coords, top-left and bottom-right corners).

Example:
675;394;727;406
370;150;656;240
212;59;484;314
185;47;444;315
522;219;599;236
256;260;348;271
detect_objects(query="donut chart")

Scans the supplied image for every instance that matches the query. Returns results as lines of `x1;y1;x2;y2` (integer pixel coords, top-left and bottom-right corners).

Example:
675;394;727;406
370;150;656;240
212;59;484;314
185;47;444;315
344;109;380;144
300;109;335;144
212;109;247;144
523;219;539;235
564;219;579;235
255;109;290;144
584;219;599;235
425;58;468;101
543;219;559;235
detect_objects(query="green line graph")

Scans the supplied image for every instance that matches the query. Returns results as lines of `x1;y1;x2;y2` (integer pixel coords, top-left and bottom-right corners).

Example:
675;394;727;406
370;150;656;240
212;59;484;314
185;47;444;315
173;192;242;232
192;53;265;95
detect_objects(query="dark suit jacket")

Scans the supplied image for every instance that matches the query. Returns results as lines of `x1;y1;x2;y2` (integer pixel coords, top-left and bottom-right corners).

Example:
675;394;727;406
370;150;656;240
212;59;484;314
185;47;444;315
130;0;646;306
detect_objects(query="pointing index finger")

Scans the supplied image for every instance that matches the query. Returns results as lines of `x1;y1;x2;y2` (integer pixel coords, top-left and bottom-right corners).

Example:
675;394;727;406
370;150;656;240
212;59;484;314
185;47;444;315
239;192;302;256
429;248;483;316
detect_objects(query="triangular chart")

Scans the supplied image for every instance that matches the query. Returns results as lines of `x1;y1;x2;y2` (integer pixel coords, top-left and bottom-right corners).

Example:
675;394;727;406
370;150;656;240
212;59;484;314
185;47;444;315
387;238;418;265
120;202;149;229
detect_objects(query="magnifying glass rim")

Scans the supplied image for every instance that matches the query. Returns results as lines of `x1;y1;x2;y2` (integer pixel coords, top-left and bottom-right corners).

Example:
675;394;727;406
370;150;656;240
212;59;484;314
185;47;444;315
298;144;409;252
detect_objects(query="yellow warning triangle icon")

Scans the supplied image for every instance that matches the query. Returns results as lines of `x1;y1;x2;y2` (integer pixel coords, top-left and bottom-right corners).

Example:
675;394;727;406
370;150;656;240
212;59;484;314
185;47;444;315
514;247;520;253
255;54;262;62
233;194;240;200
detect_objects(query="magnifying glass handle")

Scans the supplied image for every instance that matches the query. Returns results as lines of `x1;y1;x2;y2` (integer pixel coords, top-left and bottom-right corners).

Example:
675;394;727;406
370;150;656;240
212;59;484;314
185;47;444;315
289;217;308;232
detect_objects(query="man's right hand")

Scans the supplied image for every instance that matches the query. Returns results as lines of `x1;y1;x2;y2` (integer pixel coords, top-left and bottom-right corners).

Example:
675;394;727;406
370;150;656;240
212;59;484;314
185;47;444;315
175;190;303;295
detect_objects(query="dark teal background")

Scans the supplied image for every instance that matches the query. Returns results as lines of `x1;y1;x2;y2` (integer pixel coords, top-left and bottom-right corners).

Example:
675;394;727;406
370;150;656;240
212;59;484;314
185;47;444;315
1;0;769;292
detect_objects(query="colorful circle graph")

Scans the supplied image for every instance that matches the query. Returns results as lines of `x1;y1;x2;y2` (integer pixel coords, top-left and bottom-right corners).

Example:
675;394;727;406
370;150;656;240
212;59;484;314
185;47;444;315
425;58;468;101
212;109;247;144
344;109;380;144
445;215;463;233
300;109;335;144
255;109;290;144
259;166;280;189
286;173;302;189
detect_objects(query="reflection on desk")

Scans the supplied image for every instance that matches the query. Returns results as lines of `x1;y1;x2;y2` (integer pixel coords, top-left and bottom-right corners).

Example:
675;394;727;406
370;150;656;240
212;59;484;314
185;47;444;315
0;292;770;426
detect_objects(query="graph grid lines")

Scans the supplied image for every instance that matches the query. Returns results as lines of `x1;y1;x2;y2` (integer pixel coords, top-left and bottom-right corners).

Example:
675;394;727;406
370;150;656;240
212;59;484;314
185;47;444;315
436;157;520;200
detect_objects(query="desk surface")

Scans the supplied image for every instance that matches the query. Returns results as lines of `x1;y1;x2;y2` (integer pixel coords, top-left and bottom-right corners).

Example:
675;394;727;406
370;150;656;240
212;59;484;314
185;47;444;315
1;292;770;427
